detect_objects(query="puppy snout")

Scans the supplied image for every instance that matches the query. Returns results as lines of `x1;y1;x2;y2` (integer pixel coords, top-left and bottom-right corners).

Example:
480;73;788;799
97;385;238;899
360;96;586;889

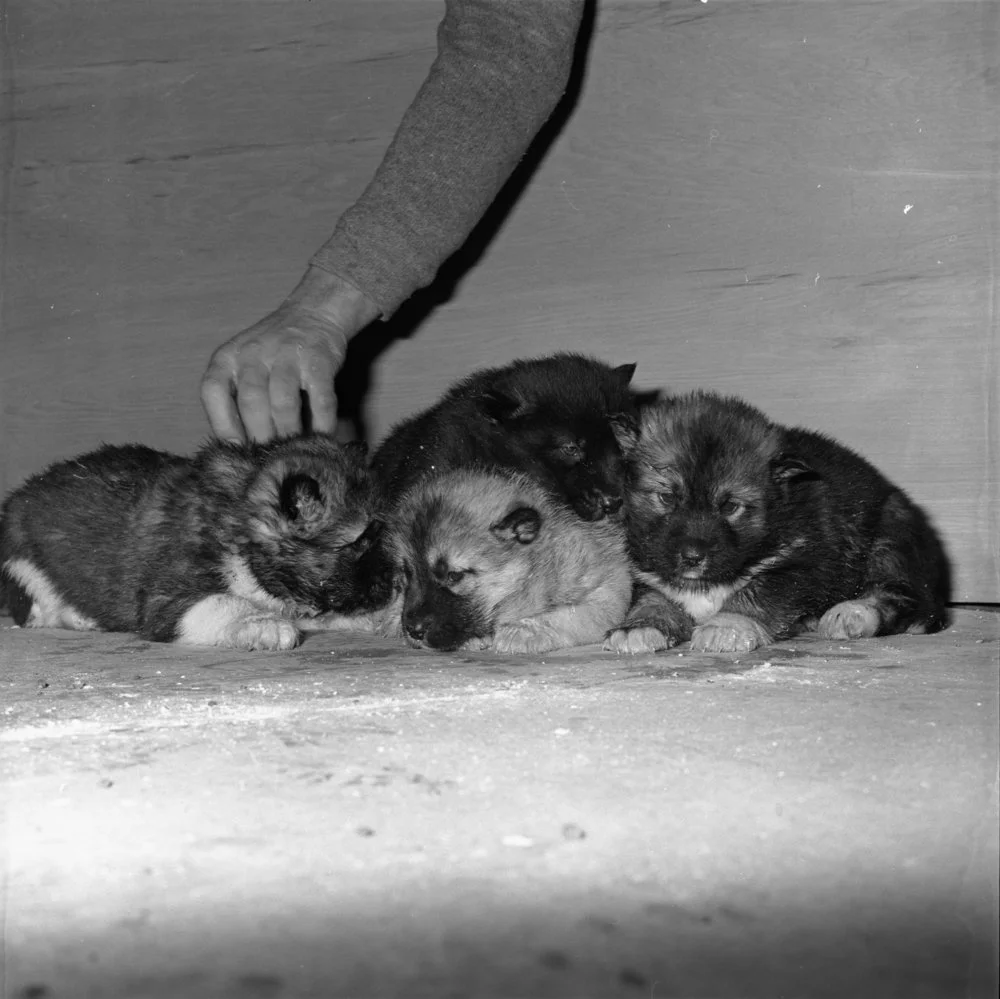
679;541;710;568
403;612;428;642
598;492;623;516
577;489;623;520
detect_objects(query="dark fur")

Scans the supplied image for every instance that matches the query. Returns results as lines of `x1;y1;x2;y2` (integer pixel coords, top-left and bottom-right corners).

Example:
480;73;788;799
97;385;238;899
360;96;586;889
607;391;950;654
0;435;395;648
370;353;638;521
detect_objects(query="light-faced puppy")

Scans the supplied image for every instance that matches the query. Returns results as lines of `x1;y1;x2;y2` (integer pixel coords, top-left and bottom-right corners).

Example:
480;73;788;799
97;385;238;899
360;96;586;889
390;469;632;654
0;435;396;649
607;391;950;654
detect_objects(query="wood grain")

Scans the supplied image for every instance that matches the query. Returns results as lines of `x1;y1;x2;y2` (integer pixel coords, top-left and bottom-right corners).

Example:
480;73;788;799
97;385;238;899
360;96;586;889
1;0;996;600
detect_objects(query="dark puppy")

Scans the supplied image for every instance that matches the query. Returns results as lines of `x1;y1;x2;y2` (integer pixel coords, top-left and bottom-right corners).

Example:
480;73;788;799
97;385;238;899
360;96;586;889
0;435;395;649
370;353;638;521
607;391;950;654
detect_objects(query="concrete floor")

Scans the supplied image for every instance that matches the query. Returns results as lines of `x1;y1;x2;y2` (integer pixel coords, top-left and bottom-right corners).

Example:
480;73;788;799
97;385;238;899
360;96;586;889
1;608;997;999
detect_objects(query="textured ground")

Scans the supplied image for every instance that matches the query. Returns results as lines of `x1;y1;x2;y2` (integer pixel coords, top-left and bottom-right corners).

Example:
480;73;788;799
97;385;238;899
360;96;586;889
1;607;997;999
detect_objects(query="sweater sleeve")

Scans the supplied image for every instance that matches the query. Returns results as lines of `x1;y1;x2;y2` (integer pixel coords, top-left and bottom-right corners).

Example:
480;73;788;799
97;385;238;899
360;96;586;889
309;0;586;318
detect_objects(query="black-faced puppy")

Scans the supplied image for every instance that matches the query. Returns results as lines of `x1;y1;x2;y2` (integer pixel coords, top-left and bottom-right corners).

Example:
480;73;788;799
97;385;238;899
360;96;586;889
391;469;632;653
0;435;395;649
607;391;950;654
370;353;638;521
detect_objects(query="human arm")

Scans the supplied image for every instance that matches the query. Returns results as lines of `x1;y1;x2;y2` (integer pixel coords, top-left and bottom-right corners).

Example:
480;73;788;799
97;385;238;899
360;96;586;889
201;0;586;442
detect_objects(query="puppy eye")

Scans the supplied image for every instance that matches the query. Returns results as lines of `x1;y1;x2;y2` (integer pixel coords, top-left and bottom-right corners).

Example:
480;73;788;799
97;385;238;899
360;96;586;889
445;570;466;586
345;518;384;552
558;442;584;461
719;499;745;518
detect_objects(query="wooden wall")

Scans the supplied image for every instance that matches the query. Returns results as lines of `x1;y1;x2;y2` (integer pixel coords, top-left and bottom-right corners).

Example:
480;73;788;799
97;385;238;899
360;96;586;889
1;0;997;601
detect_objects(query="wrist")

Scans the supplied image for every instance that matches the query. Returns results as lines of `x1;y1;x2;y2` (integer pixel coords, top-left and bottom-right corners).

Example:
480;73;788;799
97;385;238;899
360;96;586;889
285;266;381;333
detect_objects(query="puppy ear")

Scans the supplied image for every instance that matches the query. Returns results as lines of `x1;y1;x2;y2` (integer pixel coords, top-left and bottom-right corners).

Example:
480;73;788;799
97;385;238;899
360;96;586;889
615;362;637;386
480;388;528;424
610;411;639;450
199;440;258;493
491;506;542;545
772;454;819;482
278;472;327;535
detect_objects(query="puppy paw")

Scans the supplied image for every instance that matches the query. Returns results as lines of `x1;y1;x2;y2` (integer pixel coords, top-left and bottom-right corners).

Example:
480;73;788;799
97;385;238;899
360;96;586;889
603;626;675;655
491;622;560;655
227;614;301;651
458;634;494;652
691;613;771;653
818;601;879;639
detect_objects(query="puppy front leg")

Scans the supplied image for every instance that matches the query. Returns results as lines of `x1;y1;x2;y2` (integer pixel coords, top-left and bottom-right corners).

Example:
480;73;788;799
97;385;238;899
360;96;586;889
693;585;805;653
144;593;301;650
305;593;405;640
690;612;774;653
493;581;630;654
604;583;693;655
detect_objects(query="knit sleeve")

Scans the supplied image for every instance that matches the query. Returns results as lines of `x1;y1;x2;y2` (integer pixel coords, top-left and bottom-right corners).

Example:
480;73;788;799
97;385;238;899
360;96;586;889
309;0;586;318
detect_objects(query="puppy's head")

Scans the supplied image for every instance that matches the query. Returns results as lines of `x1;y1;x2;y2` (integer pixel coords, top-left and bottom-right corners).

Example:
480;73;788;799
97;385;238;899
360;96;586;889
242;435;397;614
476;354;638;521
626;392;813;588
393;472;546;651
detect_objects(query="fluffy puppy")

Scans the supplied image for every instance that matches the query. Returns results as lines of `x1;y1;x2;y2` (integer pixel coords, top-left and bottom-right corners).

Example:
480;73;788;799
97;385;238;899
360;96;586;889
0;435;396;649
606;391;950;654
387;469;633;653
370;353;638;521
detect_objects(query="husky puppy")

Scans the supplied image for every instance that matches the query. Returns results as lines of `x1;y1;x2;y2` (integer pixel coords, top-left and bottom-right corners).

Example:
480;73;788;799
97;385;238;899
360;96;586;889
388;469;632;653
370;353;638;522
607;391;950;654
0;435;396;650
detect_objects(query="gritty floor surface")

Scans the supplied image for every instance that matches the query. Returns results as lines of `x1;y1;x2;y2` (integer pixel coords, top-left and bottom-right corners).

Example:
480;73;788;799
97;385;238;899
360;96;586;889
1;608;998;999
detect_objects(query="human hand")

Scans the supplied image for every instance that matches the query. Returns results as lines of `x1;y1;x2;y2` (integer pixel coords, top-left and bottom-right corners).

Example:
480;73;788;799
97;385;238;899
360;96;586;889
201;267;380;442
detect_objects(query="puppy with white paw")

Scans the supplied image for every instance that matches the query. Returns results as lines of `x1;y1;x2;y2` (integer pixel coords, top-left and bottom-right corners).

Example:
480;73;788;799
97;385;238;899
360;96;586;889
0;435;395;650
607;391;950;655
391;469;632;654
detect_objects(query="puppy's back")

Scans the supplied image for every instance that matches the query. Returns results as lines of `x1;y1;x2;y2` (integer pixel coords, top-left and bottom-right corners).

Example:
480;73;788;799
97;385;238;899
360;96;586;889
371;353;635;501
0;445;193;630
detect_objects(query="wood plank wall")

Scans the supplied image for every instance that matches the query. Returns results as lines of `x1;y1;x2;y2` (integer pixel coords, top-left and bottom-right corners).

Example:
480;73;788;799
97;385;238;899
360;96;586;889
1;0;997;601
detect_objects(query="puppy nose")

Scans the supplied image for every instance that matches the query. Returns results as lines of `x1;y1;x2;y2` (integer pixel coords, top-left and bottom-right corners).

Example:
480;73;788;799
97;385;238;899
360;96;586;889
679;542;709;567
600;492;623;515
403;614;426;641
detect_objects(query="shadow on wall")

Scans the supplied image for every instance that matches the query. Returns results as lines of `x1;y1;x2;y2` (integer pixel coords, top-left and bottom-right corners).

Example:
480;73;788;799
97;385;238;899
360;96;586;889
8;878;995;998
331;0;600;446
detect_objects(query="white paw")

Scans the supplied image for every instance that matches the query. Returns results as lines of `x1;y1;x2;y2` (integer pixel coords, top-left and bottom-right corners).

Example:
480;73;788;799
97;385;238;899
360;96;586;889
457;634;493;652
603;626;674;655
491;622;560;655
818;601;879;639
691;613;771;653
226;614;300;651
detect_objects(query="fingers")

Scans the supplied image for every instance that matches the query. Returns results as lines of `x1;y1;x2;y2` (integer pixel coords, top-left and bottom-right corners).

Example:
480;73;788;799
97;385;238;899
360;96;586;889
202;309;350;442
201;358;246;443
268;361;305;438
236;365;277;442
300;355;339;436
204;346;334;443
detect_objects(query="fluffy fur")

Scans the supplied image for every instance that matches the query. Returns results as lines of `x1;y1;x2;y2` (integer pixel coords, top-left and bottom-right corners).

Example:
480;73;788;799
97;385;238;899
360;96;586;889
0;435;396;649
606;391;950;654
385;469;633;653
370;353;638;521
